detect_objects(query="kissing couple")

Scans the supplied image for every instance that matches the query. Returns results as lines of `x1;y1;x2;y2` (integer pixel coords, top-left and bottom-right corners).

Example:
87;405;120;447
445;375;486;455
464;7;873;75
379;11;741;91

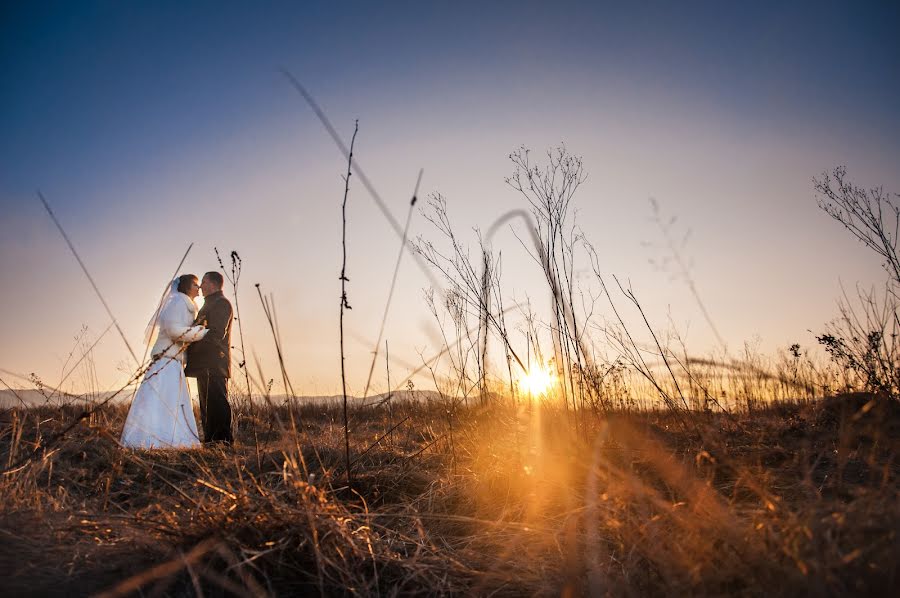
120;272;234;449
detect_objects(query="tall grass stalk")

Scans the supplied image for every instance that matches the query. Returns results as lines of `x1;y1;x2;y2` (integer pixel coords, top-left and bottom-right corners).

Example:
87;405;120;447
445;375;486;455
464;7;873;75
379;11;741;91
216;248;253;402
362;168;422;399
339;120;359;490
37;191;139;366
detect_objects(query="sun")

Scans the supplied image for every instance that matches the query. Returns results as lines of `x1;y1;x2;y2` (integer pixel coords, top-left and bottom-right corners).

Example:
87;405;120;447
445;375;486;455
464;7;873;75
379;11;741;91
519;365;556;396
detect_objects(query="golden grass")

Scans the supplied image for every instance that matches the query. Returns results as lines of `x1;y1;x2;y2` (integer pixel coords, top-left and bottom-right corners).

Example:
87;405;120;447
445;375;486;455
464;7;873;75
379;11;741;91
0;394;897;596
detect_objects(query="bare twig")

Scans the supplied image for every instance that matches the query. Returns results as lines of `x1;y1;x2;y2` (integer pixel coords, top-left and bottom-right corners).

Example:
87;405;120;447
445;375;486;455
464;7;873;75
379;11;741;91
216;248;253;401
339;120;359;489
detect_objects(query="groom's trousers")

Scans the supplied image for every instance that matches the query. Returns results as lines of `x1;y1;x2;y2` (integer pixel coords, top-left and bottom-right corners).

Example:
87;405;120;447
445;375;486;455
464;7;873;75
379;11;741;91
197;371;233;444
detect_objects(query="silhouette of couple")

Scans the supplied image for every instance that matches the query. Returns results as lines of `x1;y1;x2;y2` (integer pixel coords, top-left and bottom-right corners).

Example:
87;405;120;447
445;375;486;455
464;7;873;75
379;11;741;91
120;271;234;449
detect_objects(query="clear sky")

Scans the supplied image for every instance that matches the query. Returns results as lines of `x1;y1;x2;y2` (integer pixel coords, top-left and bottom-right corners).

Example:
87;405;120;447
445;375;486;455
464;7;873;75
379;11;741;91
2;1;899;396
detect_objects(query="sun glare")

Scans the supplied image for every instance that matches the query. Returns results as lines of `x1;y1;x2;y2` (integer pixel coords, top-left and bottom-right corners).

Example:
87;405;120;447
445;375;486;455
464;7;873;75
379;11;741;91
520;366;556;396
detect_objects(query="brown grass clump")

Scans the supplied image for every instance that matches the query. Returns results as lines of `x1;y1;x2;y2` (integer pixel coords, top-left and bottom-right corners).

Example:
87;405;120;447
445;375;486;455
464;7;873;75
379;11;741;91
0;395;898;596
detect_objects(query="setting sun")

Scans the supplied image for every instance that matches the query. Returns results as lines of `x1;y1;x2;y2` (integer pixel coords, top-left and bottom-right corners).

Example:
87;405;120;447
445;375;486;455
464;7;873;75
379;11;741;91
519;366;557;396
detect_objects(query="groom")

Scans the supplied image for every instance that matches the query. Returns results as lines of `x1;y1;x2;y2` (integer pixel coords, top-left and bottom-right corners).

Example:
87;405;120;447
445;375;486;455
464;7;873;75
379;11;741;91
185;271;234;444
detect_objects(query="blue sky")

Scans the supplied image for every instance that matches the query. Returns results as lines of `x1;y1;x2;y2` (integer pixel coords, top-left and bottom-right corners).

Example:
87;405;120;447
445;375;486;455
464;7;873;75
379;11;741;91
2;1;899;394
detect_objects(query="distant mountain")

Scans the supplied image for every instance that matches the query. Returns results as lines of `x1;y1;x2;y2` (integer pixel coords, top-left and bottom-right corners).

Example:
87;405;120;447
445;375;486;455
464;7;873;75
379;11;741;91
0;388;123;409
0;388;456;409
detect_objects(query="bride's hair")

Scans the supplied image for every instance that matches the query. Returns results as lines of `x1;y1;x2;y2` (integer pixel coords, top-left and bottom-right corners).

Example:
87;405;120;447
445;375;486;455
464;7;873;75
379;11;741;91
177;274;198;294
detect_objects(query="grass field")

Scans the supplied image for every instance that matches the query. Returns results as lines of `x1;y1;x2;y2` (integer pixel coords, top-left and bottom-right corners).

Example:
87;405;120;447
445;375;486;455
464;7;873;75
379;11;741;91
3;155;898;596
1;391;897;596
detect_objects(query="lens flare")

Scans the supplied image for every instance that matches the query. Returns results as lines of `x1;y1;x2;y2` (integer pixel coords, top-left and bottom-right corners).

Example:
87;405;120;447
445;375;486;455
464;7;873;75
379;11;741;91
520;366;556;396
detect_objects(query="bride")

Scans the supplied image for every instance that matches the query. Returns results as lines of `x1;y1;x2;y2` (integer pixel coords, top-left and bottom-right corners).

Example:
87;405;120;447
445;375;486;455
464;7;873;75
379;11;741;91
121;274;208;449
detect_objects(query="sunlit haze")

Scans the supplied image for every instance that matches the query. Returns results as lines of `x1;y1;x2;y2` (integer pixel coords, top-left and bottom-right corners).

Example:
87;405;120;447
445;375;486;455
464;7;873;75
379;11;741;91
519;366;557;398
2;1;899;396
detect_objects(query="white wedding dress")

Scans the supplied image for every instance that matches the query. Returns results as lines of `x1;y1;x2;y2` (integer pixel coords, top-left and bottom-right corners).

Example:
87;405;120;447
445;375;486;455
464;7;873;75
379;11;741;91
121;291;208;449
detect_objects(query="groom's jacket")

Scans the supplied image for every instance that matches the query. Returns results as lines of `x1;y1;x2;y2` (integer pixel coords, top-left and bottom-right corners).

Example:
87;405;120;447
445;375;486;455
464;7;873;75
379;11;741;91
185;290;233;379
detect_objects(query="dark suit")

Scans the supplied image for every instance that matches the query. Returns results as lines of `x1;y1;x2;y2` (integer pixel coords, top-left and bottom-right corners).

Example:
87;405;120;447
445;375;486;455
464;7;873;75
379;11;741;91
185;290;233;443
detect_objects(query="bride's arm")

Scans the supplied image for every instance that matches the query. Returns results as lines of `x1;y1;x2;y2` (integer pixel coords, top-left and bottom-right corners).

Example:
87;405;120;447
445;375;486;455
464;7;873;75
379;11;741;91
179;324;208;343
159;300;208;344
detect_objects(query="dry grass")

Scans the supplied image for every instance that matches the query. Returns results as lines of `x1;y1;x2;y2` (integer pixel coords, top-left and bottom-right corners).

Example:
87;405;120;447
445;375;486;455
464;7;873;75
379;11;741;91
0;393;897;596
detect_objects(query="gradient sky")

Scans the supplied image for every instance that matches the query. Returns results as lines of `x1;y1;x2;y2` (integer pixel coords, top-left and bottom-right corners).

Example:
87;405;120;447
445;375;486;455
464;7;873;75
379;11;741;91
2;1;899;396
